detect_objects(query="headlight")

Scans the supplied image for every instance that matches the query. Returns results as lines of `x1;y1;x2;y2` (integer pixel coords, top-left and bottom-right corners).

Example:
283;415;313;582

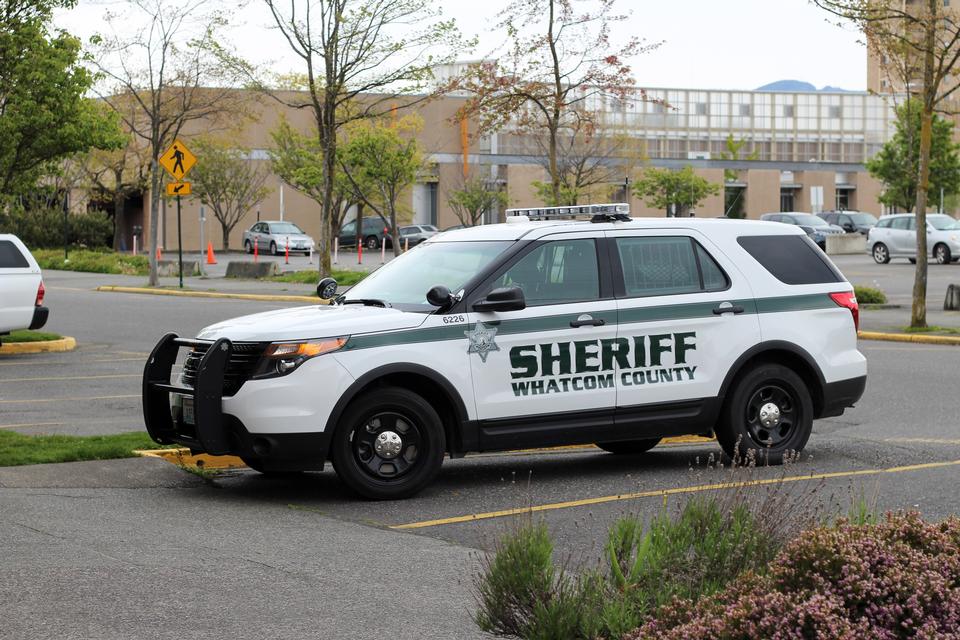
254;337;348;378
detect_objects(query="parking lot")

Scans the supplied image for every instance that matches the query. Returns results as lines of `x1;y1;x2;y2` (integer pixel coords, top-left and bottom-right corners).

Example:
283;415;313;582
2;257;959;637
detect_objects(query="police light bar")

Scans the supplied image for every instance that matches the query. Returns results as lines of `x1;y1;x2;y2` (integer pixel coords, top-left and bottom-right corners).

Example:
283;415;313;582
505;203;631;222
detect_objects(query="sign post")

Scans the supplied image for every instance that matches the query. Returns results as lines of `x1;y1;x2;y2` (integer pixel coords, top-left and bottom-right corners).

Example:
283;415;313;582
199;205;206;277
159;140;197;288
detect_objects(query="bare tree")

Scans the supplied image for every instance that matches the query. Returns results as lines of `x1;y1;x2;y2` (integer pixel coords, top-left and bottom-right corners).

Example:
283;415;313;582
81;135;150;251
231;0;468;274
459;0;658;205
89;0;245;285
814;0;960;327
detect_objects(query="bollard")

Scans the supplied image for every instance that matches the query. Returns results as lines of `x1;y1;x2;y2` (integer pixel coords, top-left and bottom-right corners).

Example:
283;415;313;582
254;241;258;263
380;239;386;264
133;236;137;256
358;243;363;265
285;236;290;264
309;244;314;264
333;238;338;264
404;236;409;253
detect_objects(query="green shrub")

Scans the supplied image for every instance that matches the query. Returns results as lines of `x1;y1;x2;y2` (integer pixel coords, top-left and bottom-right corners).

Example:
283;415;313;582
0;205;112;249
854;285;887;304
33;249;149;275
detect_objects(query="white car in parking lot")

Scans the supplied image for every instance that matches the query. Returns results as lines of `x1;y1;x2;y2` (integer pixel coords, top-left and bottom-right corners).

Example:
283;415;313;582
0;234;48;339
867;213;960;264
143;204;866;499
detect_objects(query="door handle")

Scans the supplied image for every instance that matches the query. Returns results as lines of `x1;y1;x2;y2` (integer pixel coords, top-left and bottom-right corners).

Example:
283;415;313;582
570;315;606;328
712;303;745;315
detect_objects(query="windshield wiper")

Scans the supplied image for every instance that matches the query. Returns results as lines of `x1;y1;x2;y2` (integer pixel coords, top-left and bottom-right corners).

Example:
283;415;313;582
339;298;392;308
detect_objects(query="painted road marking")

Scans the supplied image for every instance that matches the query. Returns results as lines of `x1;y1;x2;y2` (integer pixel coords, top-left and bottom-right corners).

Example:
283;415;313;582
0;394;139;404
0;374;141;383
0;357;144;367
390;458;960;530
885;437;960;445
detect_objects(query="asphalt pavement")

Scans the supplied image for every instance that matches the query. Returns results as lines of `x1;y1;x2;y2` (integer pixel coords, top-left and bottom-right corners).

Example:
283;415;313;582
1;260;959;638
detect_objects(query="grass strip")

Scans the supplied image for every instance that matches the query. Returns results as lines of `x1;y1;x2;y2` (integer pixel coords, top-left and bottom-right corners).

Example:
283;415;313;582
267;268;368;286
901;325;960;334
0;430;173;467
4;329;63;343
33;249;150;276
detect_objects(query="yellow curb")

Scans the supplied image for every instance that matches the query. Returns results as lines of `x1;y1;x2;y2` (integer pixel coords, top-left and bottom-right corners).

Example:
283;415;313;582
96;285;320;303
135;448;246;470
858;330;960;346
0;337;77;355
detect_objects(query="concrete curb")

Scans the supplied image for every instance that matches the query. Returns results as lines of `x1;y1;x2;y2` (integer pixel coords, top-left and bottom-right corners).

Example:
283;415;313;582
858;331;960;346
0;337;77;355
96;285;320;303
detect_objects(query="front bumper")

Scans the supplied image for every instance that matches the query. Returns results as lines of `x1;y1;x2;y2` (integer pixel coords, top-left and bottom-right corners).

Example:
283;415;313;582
142;333;329;470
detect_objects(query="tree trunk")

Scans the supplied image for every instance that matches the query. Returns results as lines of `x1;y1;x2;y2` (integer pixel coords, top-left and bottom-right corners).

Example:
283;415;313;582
148;157;161;286
221;222;230;252
112;191;125;252
389;197;400;257
356;202;364;248
911;8;937;329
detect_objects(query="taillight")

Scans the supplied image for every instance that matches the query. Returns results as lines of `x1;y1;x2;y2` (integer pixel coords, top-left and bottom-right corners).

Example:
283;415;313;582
830;291;859;331
35;281;45;306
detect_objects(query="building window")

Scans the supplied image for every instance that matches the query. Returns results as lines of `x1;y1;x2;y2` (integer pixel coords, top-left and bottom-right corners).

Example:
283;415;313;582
783;104;795;117
836;190;850;211
695;102;708;115
780;188;795;212
828;105;842;119
738;104;751;117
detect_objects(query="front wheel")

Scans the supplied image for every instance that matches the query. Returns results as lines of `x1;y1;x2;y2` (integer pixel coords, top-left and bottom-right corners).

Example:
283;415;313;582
595;438;661;455
364;235;380;250
716;363;813;465
244;240;253;254
331;387;445;499
934;243;952;265
872;243;890;264
269;241;278;256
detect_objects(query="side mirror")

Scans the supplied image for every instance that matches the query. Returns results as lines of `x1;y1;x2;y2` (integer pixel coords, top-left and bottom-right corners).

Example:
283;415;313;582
426;284;456;309
473;286;526;312
317;277;338;300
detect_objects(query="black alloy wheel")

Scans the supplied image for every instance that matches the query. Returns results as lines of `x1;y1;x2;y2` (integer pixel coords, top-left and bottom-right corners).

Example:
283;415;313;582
595;438;661;455
332;387;445;499
716;363;813;464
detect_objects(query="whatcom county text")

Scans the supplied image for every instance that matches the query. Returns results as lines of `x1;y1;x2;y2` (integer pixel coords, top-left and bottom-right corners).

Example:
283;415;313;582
509;333;698;397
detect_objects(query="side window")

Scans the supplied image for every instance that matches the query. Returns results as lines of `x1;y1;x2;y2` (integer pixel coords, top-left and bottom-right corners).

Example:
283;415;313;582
891;217;910;230
496;239;599;305
876;218;892;229
340;221;356;236
0;240;29;268
695;243;729;291
616;237;703;297
906;217;916;231
737;235;844;285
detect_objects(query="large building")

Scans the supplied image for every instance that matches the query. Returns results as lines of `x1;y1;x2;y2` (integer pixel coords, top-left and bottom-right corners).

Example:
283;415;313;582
113;82;897;254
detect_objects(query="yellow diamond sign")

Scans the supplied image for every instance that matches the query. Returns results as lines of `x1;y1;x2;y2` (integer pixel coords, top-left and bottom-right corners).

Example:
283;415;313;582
159;139;196;180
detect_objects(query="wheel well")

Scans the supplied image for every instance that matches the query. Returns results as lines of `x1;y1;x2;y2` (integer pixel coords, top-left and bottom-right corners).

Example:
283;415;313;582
722;349;825;417
342;372;464;457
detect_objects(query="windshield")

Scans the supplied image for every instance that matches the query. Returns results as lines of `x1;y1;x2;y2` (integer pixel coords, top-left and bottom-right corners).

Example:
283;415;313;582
342;240;513;308
792;214;831;227
928;215;959;230
270;223;305;235
848;212;877;225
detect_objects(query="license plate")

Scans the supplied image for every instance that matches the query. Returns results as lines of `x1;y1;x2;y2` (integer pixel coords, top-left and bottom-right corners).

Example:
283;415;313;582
181;395;195;425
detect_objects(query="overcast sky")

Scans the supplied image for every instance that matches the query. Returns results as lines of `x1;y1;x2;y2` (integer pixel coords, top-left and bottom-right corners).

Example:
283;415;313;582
55;0;866;92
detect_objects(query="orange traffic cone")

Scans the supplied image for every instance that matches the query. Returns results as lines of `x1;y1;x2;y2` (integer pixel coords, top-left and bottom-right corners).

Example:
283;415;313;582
206;242;217;265
156;247;162;261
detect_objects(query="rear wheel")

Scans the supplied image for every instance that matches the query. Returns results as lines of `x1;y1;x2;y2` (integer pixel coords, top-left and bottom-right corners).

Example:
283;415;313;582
716;363;813;465
244;240;253;254
595;438;661;455
364;235;380;250
934;243;952;265
872;243;890;264
269;241;278;256
331;387;445;499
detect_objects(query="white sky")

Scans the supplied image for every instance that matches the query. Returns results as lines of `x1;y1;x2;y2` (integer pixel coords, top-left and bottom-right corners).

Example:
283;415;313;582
55;0;866;92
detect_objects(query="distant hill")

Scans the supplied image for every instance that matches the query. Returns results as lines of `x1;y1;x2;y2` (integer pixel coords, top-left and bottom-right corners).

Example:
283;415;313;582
756;80;854;92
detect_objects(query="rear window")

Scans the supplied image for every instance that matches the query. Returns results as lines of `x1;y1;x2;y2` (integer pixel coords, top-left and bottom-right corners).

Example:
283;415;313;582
737;235;844;285
0;240;29;268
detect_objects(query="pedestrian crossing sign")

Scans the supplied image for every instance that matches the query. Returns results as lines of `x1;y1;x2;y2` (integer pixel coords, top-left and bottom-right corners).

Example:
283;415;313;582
159;139;196;180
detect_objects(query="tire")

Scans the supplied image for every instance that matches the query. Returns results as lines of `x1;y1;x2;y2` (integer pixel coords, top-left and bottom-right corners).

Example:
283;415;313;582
269;241;278;256
872;243;890;264
716;363;814;465
596;438;661;455
934;243;952;265
331;387;445;500
908;258;917;264
244;240;252;254
364;235;380;250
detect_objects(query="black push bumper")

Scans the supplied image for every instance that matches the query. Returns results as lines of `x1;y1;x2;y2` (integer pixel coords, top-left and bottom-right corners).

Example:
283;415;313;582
29;306;48;330
819;375;867;418
142;333;330;470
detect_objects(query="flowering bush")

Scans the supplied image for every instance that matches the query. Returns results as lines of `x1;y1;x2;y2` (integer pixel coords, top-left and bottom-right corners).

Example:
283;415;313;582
629;512;960;639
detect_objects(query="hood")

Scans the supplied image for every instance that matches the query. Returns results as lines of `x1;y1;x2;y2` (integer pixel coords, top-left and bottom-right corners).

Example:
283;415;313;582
196;304;426;342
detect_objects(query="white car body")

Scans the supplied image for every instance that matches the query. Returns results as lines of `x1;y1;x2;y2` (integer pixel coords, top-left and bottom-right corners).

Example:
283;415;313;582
867;213;960;264
0;234;47;335
143;206;867;498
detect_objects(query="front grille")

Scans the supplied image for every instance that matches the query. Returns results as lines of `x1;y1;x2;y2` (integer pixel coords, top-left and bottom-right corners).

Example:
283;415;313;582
181;341;267;396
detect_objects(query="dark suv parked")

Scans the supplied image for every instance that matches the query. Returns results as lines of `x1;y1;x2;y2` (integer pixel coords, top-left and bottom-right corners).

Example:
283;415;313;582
338;218;394;250
820;211;878;235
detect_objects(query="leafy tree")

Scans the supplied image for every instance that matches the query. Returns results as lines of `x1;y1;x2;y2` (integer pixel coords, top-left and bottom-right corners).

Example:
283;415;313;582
89;0;247;285
447;174;508;226
814;0;960;326
0;0;123;198
867;99;960;213
190;139;272;251
341;117;422;255
459;0;657;205
81;134;150;250
233;0;468;275
719;135;758;219
632;166;720;217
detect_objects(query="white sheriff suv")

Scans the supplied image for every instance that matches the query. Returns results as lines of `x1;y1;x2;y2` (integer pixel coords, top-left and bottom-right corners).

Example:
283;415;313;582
143;204;867;499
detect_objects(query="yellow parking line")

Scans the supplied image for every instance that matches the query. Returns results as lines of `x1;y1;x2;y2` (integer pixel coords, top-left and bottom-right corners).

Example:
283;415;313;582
0;421;64;430
390;458;960;530
0;394;139;404
0;374;140;383
0;357;144;367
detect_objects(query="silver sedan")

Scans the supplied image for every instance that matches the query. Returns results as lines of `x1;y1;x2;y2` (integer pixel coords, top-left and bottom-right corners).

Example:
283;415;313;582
242;221;316;255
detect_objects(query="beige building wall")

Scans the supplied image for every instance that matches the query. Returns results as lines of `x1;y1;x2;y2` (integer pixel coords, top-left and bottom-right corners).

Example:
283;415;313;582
744;170;781;218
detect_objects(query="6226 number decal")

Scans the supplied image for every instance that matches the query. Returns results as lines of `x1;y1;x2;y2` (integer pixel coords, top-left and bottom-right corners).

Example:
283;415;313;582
442;315;466;324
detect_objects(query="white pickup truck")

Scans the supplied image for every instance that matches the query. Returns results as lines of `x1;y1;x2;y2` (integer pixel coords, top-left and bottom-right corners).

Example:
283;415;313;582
0;234;48;339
